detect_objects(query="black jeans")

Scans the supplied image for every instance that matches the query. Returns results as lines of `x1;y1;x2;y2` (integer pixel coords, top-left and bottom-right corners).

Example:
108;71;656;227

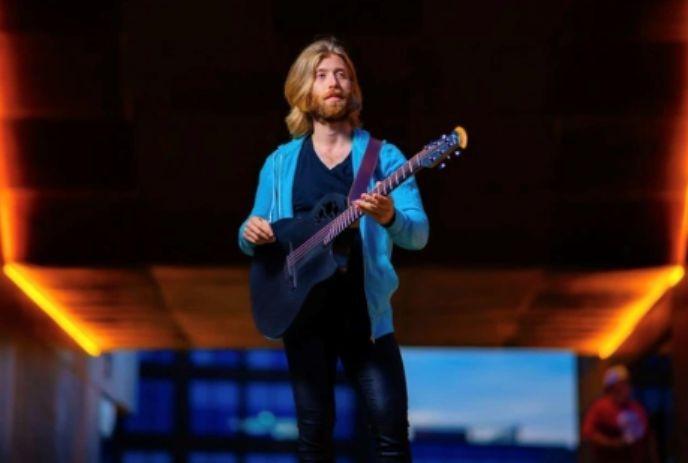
282;266;412;462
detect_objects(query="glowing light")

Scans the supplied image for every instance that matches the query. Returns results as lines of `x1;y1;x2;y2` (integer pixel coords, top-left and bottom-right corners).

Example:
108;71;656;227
679;193;688;263
598;265;684;358
0;191;13;262
0;33;100;356
675;2;688;263
0;137;17;263
3;264;101;356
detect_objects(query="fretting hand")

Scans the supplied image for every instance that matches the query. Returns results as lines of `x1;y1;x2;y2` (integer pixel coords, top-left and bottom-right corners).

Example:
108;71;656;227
353;182;395;226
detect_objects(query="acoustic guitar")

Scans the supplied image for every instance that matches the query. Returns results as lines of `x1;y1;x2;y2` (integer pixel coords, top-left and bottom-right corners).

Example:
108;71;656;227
250;126;468;339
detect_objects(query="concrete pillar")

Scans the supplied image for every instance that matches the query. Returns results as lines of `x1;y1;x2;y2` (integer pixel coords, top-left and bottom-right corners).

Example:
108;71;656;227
0;341;15;462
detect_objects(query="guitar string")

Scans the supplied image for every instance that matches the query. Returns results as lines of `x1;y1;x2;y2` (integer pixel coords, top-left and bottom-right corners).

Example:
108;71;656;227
286;177;389;266
285;134;460;266
286;134;459;267
287;165;401;266
286;150;431;267
286;152;427;267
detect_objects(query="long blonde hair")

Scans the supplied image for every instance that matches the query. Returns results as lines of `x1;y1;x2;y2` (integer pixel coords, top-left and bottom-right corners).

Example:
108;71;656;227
284;38;363;138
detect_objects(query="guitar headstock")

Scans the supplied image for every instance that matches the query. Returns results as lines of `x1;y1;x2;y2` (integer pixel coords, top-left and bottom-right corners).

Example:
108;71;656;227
418;126;468;169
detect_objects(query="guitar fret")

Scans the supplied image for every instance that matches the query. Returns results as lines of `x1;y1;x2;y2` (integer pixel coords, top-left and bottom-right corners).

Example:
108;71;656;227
290;144;435;267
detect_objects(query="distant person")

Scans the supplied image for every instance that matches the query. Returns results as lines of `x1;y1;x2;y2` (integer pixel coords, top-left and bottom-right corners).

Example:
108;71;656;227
582;365;659;463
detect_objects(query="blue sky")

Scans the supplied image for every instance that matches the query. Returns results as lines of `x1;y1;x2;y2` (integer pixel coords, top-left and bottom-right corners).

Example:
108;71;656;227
401;348;578;449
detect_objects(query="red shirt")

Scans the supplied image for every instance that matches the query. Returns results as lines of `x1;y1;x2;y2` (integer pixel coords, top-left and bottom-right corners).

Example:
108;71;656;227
582;395;650;463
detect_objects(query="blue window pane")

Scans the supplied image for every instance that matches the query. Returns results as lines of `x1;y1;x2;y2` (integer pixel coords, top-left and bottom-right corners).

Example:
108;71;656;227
138;350;175;365
122;451;172;463
402;348;577;449
123;379;174;433
245;454;297;463
411;442;575;462
189;380;240;436
333;385;356;440
245;349;288;370
190;350;241;367
245;382;297;440
187;452;237;463
246;382;295;415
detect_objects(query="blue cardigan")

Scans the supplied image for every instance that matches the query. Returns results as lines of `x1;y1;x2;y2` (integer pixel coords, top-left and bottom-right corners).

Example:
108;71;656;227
238;128;429;341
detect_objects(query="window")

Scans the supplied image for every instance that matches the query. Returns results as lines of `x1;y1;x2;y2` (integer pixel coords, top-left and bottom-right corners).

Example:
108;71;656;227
187;452;237;463
245;349;289;371
121;451;171;463
190;350;241;368
188;380;240;436
123;379;174;433
245;382;297;440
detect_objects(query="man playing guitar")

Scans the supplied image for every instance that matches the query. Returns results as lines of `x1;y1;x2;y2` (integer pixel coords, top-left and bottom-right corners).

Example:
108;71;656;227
238;37;429;462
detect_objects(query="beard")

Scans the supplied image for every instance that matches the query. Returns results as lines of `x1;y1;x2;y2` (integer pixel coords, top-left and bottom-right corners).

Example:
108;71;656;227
311;92;353;122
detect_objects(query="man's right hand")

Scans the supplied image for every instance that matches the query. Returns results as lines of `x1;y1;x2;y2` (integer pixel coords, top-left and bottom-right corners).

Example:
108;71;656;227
243;216;276;245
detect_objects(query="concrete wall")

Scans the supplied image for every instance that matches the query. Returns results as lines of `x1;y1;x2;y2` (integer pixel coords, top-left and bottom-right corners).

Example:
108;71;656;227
0;332;138;463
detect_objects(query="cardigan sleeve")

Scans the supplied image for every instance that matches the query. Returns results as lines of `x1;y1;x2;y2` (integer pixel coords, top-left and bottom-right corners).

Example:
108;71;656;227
377;142;429;250
237;152;276;256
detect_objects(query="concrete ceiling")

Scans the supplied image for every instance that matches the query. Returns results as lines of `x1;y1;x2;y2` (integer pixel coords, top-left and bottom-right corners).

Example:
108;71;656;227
3;264;680;358
0;0;686;358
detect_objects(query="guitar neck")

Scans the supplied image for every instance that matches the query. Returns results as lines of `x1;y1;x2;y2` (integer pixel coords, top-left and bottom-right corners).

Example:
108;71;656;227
287;151;425;267
326;153;424;240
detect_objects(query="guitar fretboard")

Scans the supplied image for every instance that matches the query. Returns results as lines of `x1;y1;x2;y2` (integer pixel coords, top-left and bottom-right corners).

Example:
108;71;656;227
285;150;426;269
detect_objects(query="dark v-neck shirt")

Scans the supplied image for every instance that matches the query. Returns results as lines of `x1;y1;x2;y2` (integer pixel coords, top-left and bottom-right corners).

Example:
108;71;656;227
292;135;354;214
292;135;361;258
290;135;368;333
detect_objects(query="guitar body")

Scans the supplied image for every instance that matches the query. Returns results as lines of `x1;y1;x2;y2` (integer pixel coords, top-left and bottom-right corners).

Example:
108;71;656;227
249;194;347;339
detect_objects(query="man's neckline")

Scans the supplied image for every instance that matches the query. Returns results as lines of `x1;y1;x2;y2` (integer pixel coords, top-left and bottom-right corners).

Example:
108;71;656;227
307;135;351;171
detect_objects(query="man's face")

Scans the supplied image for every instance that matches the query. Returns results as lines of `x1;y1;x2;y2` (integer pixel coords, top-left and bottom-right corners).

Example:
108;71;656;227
609;381;632;405
310;54;353;122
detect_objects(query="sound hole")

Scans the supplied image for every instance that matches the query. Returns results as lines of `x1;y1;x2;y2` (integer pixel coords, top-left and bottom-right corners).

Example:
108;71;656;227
314;195;346;223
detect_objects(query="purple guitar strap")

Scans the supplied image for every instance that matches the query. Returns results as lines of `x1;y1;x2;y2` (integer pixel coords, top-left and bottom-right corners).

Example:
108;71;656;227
348;137;382;203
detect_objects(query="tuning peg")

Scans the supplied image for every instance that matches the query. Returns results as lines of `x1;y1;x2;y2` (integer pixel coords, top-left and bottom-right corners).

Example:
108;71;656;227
439;162;447;170
453;150;461;157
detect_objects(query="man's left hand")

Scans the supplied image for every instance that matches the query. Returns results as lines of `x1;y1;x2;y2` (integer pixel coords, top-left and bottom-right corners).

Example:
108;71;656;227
354;184;395;226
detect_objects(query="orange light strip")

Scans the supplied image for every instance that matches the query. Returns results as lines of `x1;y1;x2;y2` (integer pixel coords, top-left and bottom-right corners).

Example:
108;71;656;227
598;265;684;358
675;1;688;264
3;264;101;356
678;184;688;263
0;191;14;262
0;33;101;356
